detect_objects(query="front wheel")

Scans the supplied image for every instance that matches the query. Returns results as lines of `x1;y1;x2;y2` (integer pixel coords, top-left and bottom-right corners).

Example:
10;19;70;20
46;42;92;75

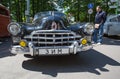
104;34;109;37
24;54;41;59
24;54;34;58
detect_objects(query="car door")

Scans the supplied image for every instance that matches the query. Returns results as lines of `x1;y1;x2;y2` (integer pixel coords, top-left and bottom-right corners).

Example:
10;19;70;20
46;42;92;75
113;15;120;35
0;6;10;37
108;15;120;35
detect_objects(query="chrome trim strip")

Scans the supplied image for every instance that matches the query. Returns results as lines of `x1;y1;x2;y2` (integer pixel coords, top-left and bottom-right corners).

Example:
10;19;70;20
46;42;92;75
31;41;79;44
25;36;81;39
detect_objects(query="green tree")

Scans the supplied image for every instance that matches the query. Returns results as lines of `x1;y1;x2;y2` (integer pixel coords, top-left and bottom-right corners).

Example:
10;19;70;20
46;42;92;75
0;0;118;22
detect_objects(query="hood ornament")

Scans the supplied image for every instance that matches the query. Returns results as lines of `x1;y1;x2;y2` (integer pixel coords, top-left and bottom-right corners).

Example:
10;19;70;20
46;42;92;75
51;21;58;30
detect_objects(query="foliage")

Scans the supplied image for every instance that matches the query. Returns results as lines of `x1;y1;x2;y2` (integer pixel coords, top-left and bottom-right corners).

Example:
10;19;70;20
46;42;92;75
0;0;118;22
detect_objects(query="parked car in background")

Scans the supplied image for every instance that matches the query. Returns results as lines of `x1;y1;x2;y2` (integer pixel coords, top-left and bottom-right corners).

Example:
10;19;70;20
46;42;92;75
0;4;10;37
104;14;120;36
8;11;94;57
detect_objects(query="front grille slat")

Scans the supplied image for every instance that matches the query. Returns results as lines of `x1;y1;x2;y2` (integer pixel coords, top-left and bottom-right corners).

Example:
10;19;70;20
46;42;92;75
25;36;81;39
31;41;75;44
25;30;81;47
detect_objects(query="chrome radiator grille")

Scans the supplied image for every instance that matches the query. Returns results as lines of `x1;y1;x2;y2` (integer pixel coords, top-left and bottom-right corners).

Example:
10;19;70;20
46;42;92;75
24;30;81;47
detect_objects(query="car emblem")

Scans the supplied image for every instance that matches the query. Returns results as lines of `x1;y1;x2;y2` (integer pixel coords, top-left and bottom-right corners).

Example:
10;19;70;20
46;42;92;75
51;21;57;30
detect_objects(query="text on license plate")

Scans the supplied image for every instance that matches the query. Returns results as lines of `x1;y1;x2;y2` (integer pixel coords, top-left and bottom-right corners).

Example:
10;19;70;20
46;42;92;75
39;48;69;55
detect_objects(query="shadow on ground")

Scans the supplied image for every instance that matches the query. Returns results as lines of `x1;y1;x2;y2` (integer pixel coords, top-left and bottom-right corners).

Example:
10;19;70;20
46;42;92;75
0;37;15;58
103;36;120;45
22;49;120;77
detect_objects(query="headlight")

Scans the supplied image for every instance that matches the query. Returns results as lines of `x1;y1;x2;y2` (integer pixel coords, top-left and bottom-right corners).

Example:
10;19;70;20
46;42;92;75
84;23;94;35
8;22;21;36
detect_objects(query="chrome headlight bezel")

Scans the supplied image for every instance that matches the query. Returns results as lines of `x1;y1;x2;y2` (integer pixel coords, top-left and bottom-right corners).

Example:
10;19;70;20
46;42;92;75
8;22;21;36
84;23;94;35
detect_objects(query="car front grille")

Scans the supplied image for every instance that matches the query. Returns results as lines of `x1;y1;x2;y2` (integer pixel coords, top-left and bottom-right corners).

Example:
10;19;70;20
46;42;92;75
24;30;81;47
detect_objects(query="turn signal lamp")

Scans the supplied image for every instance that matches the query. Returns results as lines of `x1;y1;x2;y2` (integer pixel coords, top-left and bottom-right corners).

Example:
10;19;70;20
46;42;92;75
19;40;27;47
81;38;87;45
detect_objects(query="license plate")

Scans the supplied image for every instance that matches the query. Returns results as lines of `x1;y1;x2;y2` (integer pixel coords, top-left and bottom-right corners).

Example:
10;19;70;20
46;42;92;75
39;48;69;55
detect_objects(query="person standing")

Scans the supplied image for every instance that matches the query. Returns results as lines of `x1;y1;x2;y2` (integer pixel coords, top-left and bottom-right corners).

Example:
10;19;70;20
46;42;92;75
93;6;107;45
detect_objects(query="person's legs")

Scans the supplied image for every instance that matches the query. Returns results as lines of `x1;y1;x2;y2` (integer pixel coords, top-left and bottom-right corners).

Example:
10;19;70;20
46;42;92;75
97;24;104;43
93;29;99;43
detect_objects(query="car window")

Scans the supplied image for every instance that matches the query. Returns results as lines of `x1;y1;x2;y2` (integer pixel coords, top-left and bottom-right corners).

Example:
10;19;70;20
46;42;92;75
110;17;118;22
117;16;120;22
0;8;8;16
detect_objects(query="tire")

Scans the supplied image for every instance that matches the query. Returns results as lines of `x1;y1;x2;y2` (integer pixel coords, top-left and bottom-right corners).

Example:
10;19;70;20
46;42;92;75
24;54;34;58
104;34;109;37
69;52;79;56
24;54;40;59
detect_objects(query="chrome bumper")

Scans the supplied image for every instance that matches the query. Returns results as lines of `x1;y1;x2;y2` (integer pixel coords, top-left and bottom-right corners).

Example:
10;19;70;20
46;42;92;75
11;41;93;56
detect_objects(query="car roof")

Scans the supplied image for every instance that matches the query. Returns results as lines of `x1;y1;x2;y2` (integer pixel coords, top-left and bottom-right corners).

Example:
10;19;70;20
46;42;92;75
107;14;120;20
0;4;9;10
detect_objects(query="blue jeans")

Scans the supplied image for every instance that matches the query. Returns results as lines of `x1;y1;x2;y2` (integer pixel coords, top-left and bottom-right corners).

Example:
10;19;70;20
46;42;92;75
93;24;104;43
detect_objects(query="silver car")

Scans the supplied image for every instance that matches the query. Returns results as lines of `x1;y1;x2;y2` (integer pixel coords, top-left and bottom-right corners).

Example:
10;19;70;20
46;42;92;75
104;14;120;36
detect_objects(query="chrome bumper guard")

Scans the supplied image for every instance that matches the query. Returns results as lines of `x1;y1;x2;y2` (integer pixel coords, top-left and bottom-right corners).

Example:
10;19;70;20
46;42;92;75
11;41;93;56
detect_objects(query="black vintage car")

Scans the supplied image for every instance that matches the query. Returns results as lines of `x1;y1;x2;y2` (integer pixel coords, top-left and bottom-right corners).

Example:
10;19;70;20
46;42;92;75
8;11;94;56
